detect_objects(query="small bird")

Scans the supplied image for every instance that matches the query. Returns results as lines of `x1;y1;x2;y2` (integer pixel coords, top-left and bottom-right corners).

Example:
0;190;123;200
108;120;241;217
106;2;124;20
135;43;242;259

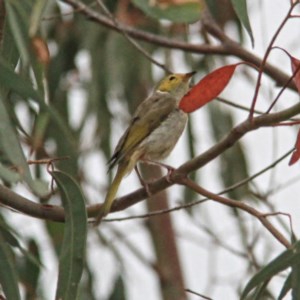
95;72;195;224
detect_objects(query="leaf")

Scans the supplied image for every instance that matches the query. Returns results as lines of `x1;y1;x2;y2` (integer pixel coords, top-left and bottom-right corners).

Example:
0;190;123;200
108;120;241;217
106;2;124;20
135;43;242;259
289;128;300;166
179;63;240;113
290;55;300;93
132;0;202;23
230;0;254;46
0;232;21;300
0;55;43;101
291;256;300;299
52;171;87;300
241;241;300;299
0;162;21;183
0;55;78;178
4;0;30;65
19;239;42;300
0;90;48;196
0;217;42;269
273;47;300;93
108;275;126;300
29;0;48;37
278;273;292;300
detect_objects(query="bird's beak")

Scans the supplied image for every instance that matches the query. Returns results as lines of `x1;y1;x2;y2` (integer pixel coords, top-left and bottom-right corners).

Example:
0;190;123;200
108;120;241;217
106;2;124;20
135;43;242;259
183;71;196;81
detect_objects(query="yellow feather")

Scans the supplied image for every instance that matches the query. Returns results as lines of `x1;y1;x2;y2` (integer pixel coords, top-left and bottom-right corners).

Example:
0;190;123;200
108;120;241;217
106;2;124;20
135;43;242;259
95;162;130;224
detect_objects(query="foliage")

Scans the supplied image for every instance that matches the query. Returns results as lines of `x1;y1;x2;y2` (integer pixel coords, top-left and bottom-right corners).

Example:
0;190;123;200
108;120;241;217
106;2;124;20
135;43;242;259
0;0;300;299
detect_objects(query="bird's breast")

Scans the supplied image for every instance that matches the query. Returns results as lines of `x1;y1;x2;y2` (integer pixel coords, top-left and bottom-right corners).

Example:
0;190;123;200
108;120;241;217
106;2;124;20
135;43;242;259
138;109;187;161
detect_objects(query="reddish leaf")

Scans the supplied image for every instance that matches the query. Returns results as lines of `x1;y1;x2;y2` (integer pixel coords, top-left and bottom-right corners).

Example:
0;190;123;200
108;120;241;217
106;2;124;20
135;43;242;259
179;63;241;113
273;47;300;93
291;56;300;93
289;129;300;166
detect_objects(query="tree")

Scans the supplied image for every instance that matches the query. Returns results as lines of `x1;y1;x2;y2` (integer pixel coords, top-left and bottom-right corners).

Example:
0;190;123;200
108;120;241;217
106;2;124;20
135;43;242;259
0;0;300;299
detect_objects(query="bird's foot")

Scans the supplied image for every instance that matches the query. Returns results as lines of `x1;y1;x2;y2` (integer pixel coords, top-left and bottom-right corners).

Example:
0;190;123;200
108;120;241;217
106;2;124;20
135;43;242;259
134;166;152;198
141;159;175;183
94;205;109;226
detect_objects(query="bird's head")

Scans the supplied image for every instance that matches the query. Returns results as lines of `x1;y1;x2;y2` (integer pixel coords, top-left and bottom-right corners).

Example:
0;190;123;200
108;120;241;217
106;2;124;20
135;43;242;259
157;71;196;99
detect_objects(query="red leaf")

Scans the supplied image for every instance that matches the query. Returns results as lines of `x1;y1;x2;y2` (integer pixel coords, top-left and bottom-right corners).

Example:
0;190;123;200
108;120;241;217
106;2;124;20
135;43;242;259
291;56;300;93
289;129;300;166
179;63;240;113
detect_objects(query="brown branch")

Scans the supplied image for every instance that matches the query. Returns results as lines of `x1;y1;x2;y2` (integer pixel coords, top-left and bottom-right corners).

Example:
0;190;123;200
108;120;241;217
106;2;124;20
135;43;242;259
177;178;291;249
104;148;292;222
1;102;300;223
61;0;296;91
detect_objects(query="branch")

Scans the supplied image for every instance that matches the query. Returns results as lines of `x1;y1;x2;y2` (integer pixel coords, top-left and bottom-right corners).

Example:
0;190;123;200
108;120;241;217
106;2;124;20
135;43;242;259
94;0;170;73
60;0;296;91
178;178;291;248
1;102;299;223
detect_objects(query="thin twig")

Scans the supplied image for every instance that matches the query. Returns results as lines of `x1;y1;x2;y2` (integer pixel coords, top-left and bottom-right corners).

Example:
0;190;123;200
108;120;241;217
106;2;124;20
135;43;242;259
103;149;292;222
261;211;295;239
95;0;170;73
249;3;298;118
60;0;296;91
185;289;214;300
178;177;290;248
1;102;300;223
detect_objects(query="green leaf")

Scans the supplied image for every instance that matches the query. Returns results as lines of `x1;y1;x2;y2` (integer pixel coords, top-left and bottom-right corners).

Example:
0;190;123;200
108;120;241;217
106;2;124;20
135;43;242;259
19;239;42;300
132;0;202;23
241;241;300;299
108;275;126;300
0;6;19;68
0;90;48;196
5;0;30;65
52;171;87;300
278;273;292;300
0;232;21;300
291;257;300;299
0;217;42;268
0;56;43;101
230;0;254;46
29;0;48;37
0;162;21;183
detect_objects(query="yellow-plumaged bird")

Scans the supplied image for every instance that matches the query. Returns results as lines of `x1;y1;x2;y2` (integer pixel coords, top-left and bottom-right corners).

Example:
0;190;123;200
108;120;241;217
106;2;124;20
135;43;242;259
95;72;195;224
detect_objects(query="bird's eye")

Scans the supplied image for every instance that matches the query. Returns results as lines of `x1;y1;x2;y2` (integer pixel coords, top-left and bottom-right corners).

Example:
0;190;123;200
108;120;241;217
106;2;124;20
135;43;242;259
169;76;176;81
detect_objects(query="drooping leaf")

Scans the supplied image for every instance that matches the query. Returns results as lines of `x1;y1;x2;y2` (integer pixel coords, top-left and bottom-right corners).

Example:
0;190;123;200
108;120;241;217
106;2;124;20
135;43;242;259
0;232;21;300
230;0;254;46
278;273;292;300
19;239;42;300
290;55;300;93
289;128;300;166
291;254;300;299
0;86;48;196
0;162;21;183
29;0;48;37
273;47;300;93
108;275;126;300
132;0;202;23
241;240;300;299
179;63;241;113
0;55;43;101
4;0;30;65
52;171;87;300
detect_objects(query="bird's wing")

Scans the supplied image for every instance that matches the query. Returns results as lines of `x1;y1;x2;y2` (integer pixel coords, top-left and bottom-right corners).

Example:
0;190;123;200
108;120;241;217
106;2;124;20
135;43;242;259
108;92;176;170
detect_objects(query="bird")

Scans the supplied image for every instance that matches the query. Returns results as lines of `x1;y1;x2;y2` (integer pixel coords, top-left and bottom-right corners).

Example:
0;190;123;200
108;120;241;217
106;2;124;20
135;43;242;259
95;71;195;224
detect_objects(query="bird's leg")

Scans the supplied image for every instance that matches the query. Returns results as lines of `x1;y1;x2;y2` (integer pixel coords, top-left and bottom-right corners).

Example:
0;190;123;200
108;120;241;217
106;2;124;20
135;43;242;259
140;159;175;183
134;166;152;198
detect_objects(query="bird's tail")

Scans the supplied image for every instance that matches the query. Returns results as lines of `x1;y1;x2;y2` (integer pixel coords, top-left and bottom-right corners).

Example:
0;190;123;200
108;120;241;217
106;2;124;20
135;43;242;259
95;162;129;225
